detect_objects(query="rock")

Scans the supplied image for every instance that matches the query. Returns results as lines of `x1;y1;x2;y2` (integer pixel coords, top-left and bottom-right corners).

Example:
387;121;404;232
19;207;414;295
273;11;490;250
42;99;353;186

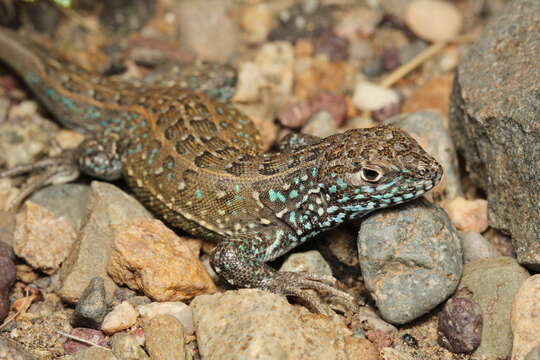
240;3;274;44
137;301;194;335
16;264;39;283
334;7;382;39
449;0;540;270
231;62;265;103
511;274;540;360
314;31;349;62
280;250;332;275
437;297;482;353
101;301;139;335
351;307;397;333
111;333;148;360
175;0;240;63
358;199;463;324
255;41;295;98
27;293;62;317
366;330;394;349
14;201;77;275
0;336;37;360
63;328;110;355
380;347;414;360
386;110;462;199
191;289;350;359
405;0;462;42
28;183;90;229
319;229;359;268
457;257;530;359
526;346;540;360
107;218;216;302
69;346;116;360
269;2;334;43
442;197;488;233
344;336;379;360
302;111;339;138
0;241;15;322
278;92;347;129
0;101;58;168
352;81;399;112
56;181;153;304
126;296;152;308
72;277;108;329
460;232;500;263
277;100;314;128
144;314;185;360
402;73;453;117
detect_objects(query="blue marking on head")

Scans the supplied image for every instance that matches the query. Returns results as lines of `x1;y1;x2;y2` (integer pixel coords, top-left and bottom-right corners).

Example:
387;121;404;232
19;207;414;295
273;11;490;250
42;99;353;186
234;195;244;201
338;195;350;203
327;205;339;214
336;178;348;190
167;173;174;181
195;189;203;199
147;148;158;165
376;176;402;191
393;196;403;203
289;211;297;225
289;190;299;199
234;184;241;193
329;185;337;194
383;193;394;199
312;168;318;177
166;161;174;169
299;184;305;191
403;193;414;199
361;186;374;193
355;194;366;200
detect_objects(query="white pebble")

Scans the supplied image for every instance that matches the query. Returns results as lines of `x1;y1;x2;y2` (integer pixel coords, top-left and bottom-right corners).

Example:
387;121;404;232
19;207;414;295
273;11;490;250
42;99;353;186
405;0;462;42
352;81;399;111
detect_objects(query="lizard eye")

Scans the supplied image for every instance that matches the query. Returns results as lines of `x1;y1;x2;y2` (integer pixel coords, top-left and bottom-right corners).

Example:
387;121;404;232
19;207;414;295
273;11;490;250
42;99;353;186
361;167;382;183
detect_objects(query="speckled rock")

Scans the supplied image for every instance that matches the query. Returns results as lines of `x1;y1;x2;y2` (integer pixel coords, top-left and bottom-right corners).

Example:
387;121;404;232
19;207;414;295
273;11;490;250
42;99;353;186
175;0;240;63
280;250;332;275
101;301;139;335
14;201;77;275
191;289;350;359
111;333;148;360
0;337;37;360
457;257;530;359
386;111;462;199
70;346;116;360
438;297;482;353
56;181;153;304
511;274;540;360
460;232;500;263
449;0;540;270
0;241;15;323
144;314;185;360
137;301;194;335
358;199;463;324
71;277;108;329
28;183;90;229
107;218;216;302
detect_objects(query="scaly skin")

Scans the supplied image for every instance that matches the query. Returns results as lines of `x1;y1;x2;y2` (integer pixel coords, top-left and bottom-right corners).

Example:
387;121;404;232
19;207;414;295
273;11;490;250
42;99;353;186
0;28;443;314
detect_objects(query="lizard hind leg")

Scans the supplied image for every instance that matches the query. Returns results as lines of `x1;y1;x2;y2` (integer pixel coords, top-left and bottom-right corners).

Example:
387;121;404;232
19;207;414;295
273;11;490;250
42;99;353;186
210;234;359;315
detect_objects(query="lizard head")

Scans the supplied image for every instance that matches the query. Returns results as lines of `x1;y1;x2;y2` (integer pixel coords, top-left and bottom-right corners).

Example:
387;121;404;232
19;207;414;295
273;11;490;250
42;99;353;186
318;125;443;216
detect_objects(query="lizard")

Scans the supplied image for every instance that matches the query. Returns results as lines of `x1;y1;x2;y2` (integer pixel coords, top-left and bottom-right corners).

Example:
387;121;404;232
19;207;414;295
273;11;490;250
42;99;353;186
0;27;443;314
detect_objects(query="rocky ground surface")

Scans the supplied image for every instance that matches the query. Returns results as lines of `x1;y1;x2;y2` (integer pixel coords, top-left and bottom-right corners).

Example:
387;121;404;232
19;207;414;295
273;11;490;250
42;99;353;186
0;0;538;359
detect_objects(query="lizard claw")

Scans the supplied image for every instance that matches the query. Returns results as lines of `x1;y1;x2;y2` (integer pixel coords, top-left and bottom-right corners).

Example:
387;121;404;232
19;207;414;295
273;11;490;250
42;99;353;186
0;152;79;210
264;271;359;315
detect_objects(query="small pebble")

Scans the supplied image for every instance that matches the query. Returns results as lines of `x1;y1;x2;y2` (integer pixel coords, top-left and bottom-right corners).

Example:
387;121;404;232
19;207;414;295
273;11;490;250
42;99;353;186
280;250;332;275
240;4;274;43
302;110;339;138
137;301;194;335
111;332;149;360
72;277;108;329
314;31;349;61
145;314;186;360
352;81;399;112
101;301;138;335
443;197;488;233
405;0;463;42
461;231;500;263
438;297;482;353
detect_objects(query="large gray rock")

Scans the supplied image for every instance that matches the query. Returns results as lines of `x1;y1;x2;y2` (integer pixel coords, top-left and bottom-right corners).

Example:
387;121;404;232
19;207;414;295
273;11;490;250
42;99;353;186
358;199;463;324
449;0;540;269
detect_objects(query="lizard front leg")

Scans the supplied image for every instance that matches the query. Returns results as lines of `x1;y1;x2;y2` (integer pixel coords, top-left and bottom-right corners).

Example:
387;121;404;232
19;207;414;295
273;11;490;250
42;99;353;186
210;226;357;315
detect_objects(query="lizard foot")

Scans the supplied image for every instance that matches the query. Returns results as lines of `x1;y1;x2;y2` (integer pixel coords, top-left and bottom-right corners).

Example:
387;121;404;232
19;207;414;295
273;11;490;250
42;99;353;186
264;271;359;315
0;152;79;210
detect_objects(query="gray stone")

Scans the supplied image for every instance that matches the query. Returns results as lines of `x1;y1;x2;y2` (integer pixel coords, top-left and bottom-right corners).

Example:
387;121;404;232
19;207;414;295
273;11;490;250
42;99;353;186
457;257;529;359
144;314;185;360
449;0;540;269
29;184;90;229
358;199;463;324
302;111;339;138
386;111;462;199
56;182;153;304
191;289;349;359
72;277;108;329
0;241;15;323
111;333;148;360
